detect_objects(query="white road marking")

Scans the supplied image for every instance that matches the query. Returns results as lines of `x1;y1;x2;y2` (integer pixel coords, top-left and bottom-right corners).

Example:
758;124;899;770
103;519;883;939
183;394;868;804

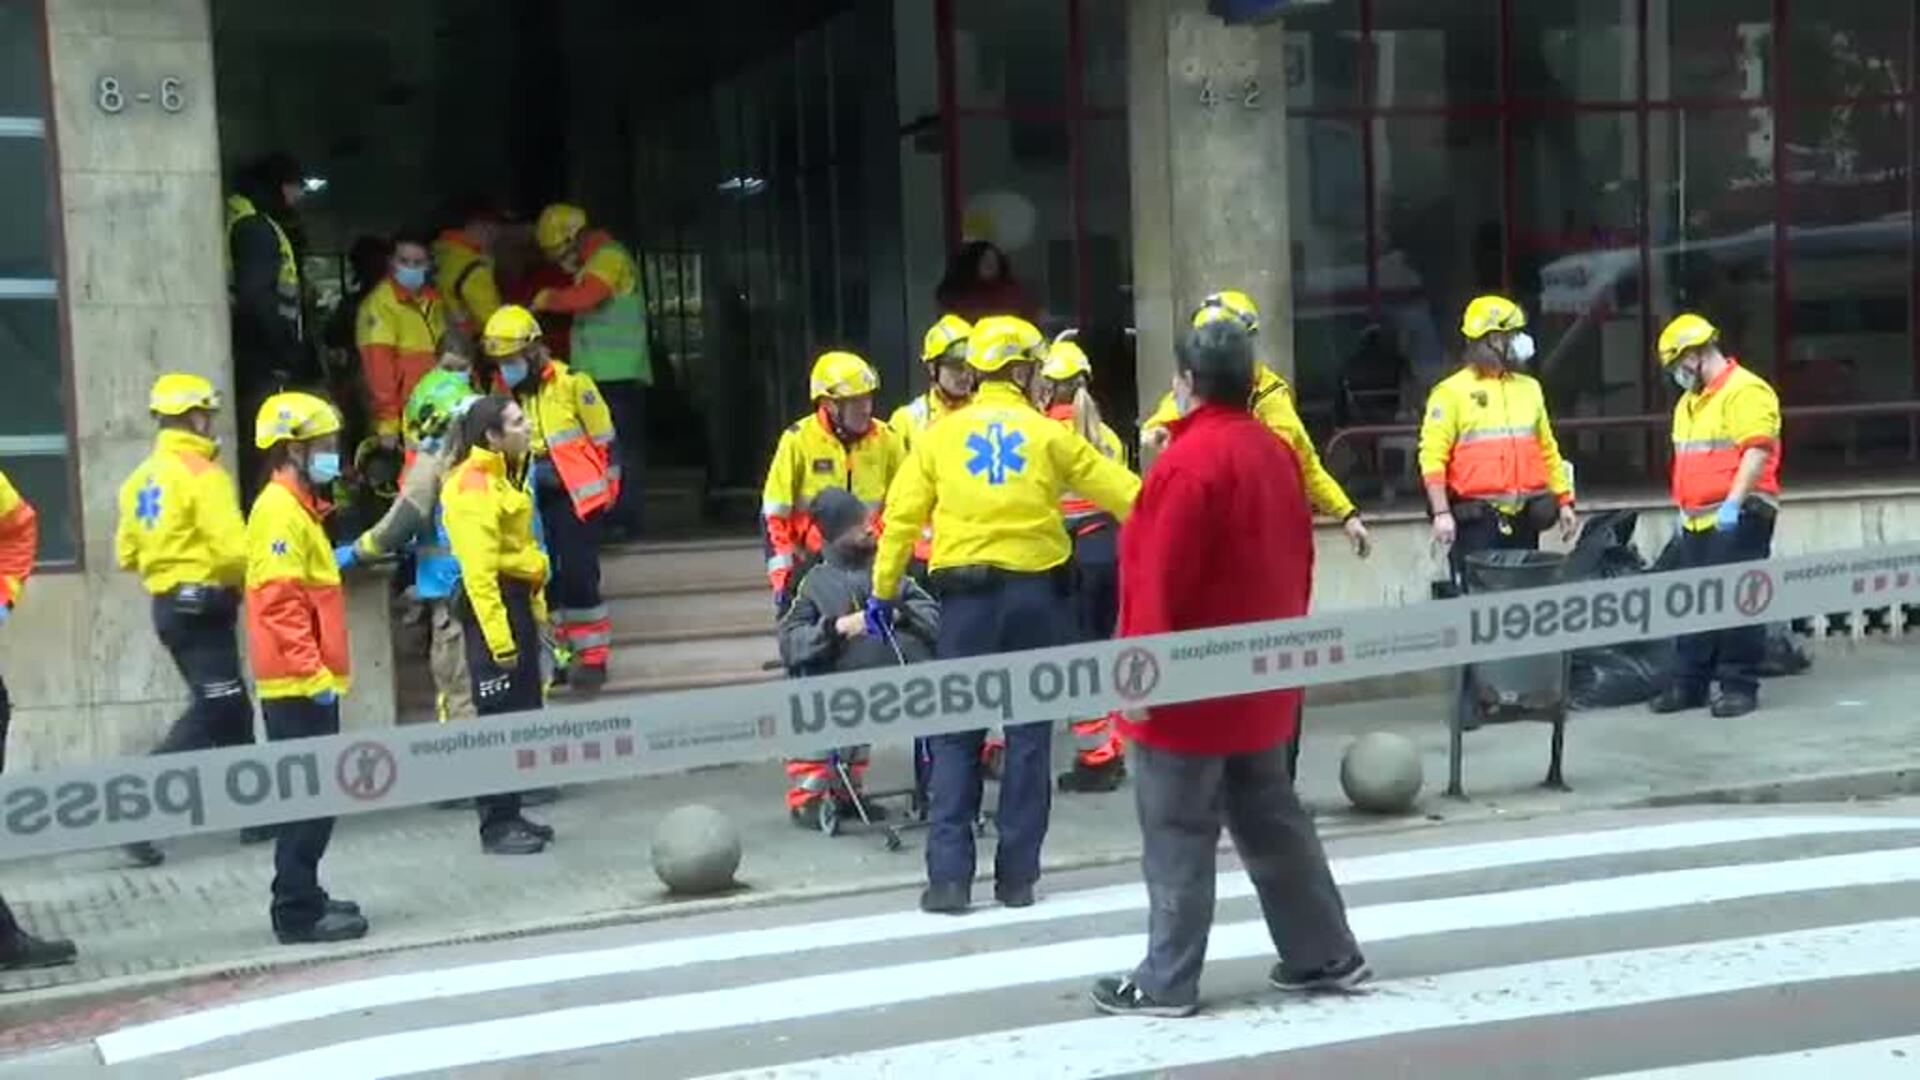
1596;1035;1920;1077
696;920;1920;1080
98;815;1920;1063
188;843;1920;1080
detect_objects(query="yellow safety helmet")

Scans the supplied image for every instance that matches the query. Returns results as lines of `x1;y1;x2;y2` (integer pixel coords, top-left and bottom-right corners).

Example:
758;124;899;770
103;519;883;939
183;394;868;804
1656;313;1720;367
1460;295;1528;340
921;314;972;363
967;315;1045;373
810;350;879;400
1040;339;1092;382
149;372;221;416
254;391;341;450
482;304;543;358
1193;290;1260;333
535;203;588;256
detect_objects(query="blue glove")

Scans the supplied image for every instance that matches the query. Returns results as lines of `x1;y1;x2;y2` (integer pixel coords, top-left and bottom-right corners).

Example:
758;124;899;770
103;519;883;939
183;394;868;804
334;543;358;570
773;588;789;615
864;596;896;638
1714;499;1742;533
312;688;338;707
0;604;10;627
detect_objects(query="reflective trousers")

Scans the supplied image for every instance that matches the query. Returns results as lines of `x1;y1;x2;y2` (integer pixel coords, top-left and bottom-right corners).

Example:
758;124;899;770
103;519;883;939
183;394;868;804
537;484;611;668
1068;526;1123;768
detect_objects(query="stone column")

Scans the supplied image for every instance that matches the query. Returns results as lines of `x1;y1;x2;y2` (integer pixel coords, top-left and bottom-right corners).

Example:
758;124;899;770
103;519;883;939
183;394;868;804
1128;0;1294;418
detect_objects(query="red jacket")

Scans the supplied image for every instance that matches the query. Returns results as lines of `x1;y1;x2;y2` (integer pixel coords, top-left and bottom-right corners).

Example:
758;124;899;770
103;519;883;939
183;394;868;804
1116;402;1314;755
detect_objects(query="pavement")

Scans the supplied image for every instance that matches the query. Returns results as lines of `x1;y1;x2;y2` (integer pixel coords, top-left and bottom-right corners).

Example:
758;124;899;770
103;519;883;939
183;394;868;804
10;802;1920;1076
2;636;1918;1029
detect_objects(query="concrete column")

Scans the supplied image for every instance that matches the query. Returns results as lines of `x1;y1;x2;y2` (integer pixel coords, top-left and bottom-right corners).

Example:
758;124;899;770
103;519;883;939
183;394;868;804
1128;0;1294;417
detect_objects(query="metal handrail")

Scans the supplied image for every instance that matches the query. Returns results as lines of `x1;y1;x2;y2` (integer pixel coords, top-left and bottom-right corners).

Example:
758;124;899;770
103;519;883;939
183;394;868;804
1321;400;1920;464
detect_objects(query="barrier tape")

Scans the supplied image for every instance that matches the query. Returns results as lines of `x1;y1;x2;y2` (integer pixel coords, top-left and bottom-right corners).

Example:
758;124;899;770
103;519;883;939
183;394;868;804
4;543;1919;862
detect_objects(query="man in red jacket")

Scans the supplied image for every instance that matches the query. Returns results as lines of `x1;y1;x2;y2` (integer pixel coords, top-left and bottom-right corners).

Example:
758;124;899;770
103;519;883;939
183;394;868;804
1090;319;1367;1018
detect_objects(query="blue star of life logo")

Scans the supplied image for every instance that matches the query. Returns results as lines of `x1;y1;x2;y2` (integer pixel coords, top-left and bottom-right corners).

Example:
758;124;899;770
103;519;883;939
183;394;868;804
135;477;163;529
271;538;289;557
965;422;1027;485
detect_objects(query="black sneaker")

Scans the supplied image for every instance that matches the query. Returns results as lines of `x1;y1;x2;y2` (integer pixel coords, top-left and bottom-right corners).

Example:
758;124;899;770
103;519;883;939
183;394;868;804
324;897;361;917
1057;759;1126;794
0;930;78;971
1269;953;1373;994
1648;686;1708;714
920;881;971;915
123;841;165;868
1710;689;1758;718
993;880;1035;908
1089;976;1197;1018
274;909;369;945
481;819;549;856
516;815;556;842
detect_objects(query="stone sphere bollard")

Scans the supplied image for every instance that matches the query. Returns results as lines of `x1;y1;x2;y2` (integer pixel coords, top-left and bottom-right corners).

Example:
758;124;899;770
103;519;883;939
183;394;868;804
1339;732;1424;814
651;804;743;895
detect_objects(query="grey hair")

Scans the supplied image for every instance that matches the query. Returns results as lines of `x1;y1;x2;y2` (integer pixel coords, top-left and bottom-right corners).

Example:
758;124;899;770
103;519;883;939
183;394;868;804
1176;320;1256;407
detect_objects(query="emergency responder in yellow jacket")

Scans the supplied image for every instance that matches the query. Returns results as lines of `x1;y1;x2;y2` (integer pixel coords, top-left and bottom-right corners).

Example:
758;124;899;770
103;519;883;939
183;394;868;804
245;391;367;945
762;351;908;611
1420;295;1577;581
1141;290;1372;558
485;304;619;692
532;203;651;535
1034;337;1132;793
1650;313;1781;719
114;374;256;868
443;394;560;855
357;231;449;446
433;199;503;333
888;315;976;573
871;315;1140;915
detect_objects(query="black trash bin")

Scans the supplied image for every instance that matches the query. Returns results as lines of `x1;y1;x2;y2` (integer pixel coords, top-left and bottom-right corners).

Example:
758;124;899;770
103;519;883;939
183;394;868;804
1449;549;1571;798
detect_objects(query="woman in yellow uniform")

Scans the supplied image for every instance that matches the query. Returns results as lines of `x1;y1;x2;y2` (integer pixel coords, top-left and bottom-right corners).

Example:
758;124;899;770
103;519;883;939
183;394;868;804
1033;336;1132;793
441;394;556;855
245;391;367;944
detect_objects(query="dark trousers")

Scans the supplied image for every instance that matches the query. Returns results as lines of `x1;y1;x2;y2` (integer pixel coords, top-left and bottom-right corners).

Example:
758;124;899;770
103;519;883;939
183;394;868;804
926;571;1070;890
0;671;9;774
1070;526;1119;642
1671;513;1776;696
1449;508;1541;588
537;485;607;663
460;578;544;832
150;592;255;755
261;696;339;929
1130;740;1358;1006
600;380;646;535
0;892;16;943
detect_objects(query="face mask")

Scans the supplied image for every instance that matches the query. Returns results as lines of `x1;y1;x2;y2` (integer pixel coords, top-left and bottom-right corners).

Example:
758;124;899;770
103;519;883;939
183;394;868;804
1172;375;1194;418
394;265;428;291
418;435;442;455
1671;363;1701;392
499;360;529;388
306;450;342;485
1508;332;1536;366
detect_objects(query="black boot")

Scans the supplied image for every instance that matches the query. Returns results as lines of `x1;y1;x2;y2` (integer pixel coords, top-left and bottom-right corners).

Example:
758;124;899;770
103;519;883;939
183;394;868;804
0;929;77;971
274;909;369;945
1710;688;1758;718
1057;758;1126;793
1649;685;1708;714
123;841;165;867
920;881;971;915
481;818;549;855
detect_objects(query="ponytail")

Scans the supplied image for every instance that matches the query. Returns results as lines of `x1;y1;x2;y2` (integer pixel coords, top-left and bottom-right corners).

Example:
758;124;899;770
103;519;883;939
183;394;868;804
1071;383;1104;450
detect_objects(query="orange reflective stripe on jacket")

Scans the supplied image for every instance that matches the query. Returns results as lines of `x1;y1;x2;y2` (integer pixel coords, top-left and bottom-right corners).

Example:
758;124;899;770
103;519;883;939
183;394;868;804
245;472;350;699
1671;360;1782;516
520;360;619;519
759;409;906;591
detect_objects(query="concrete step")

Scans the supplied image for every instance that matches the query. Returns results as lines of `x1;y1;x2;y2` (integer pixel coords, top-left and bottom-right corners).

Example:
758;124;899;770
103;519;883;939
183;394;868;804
600;538;765;598
609;585;773;644
604;630;781;685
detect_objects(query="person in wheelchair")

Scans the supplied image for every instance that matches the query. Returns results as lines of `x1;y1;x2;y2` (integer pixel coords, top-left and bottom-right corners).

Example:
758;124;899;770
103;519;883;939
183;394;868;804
776;487;939;825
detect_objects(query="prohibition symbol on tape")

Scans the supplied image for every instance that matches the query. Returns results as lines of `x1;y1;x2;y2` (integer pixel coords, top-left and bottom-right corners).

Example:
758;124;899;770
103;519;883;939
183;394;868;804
1735;569;1774;617
336;741;397;801
1113;647;1161;702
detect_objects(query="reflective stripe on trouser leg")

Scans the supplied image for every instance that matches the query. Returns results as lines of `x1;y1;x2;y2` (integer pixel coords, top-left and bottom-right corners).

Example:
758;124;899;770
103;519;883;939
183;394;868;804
568;603;612;666
1070;716;1123;767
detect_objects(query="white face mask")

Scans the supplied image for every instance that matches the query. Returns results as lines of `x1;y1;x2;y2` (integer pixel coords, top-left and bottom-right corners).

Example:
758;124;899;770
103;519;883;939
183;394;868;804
1508;332;1536;366
1672;362;1701;392
1171;372;1194;417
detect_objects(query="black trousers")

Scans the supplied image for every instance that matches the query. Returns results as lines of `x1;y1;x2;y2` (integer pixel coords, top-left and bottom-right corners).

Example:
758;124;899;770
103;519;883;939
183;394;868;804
537;484;606;663
1070;525;1119;643
600;380;646;534
0;670;10;774
460;578;544;831
1670;513;1776;696
1449;507;1542;587
150;592;255;755
262;696;339;929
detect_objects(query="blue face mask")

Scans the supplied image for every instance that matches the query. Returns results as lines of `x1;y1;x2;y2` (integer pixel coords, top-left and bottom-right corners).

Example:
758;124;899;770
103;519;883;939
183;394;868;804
394;265;429;291
307;450;342;485
499;360;529;388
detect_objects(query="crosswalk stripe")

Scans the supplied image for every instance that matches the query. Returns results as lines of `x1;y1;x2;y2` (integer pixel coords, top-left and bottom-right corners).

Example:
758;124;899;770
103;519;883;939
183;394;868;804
1595;1035;1920;1077
98;814;1920;1064
693;919;1920;1080
185;844;1920;1080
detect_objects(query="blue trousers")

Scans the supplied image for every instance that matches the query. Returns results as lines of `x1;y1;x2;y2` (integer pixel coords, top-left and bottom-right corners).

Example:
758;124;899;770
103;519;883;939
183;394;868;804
926;571;1069;890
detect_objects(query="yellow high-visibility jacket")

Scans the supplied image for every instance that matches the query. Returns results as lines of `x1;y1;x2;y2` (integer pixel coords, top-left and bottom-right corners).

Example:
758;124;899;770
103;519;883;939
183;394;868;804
441;446;550;664
1419;366;1573;513
1672;360;1781;530
1142;364;1356;519
433;229;503;331
116;429;248;594
874;382;1140;599
245;472;350;700
515;359;619;518
761;410;908;592
887;390;963;454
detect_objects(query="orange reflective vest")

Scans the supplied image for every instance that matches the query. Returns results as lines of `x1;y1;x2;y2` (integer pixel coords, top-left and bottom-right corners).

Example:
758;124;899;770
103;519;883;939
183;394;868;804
245;471;350;699
1418;367;1573;511
515;359;619;520
0;468;37;608
760;409;907;593
1671;359;1781;527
